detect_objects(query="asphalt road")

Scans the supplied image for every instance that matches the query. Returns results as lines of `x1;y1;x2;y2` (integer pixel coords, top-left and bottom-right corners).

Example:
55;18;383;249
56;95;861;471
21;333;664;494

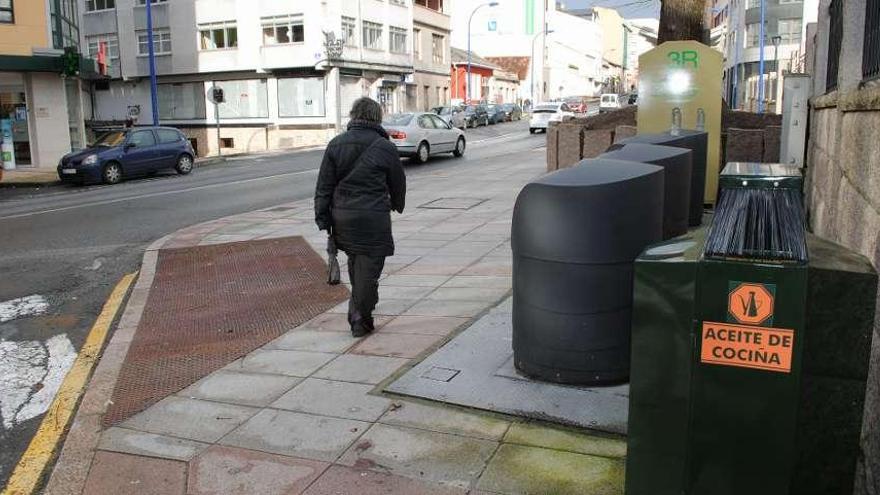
0;118;544;488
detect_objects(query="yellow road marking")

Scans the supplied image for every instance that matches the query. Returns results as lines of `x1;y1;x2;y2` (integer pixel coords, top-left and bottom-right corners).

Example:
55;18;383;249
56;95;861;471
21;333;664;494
2;272;138;495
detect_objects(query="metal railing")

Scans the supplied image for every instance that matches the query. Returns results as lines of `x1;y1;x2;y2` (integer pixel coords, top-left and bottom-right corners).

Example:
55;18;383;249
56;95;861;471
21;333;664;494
826;0;843;91
864;0;880;80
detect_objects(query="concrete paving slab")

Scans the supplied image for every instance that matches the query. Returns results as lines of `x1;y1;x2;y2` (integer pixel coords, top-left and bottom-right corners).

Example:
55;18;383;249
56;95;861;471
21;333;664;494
98;427;210;461
302;465;468;495
220;409;368;462
458;259;511;276
503;422;627;459
266;329;357;353
379;316;469;336
238;349;336;377
379;285;436;299
404;300;489;318
272;378;391;422
338;424;498;490
476;444;624;495
441;276;512;289
82;451;186;495
353;332;446;358
379;401;510;441
427;287;509;302
177;370;300;407
385;298;629;434
121;396;259;443
300;313;392;332
381;274;452;287
313;354;410;385
187;445;328;495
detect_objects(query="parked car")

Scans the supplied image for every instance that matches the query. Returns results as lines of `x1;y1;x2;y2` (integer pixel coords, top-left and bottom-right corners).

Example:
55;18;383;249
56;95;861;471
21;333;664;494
383;112;467;164
563;96;589;114
528;102;575;134
486;104;507;124
500;103;523;121
461;104;490;128
57;127;195;185
432;106;467;129
599;93;622;113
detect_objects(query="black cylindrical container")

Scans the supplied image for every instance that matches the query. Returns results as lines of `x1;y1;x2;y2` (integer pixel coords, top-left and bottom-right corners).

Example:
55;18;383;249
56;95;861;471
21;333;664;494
599;143;693;239
511;159;664;384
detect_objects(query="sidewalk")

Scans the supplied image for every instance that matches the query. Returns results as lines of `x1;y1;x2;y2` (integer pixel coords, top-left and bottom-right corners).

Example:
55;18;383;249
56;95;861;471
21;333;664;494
44;146;626;495
0;168;59;187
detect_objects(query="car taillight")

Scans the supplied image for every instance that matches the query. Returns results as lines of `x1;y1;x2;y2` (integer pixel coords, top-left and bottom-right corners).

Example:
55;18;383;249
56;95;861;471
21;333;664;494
389;130;407;139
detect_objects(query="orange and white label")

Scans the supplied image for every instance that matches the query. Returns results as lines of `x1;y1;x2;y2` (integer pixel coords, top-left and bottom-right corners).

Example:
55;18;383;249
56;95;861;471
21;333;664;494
728;282;774;326
701;321;794;373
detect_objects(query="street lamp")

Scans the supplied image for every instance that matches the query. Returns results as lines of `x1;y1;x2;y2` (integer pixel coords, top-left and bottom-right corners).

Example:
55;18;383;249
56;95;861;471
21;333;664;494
467;2;498;103
757;0;766;113
531;29;554;104
771;35;782;113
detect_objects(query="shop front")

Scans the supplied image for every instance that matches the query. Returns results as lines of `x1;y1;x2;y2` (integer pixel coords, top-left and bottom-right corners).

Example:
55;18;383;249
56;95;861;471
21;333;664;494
0;72;32;167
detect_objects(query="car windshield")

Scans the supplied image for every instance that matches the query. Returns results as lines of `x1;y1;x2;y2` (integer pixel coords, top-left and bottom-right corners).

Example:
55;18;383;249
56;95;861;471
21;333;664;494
92;131;128;147
501;104;513;110
437;107;453;115
383;113;414;126
533;105;558;113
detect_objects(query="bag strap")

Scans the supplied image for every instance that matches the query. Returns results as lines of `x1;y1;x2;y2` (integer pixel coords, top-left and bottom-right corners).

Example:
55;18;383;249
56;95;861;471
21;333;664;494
335;137;385;192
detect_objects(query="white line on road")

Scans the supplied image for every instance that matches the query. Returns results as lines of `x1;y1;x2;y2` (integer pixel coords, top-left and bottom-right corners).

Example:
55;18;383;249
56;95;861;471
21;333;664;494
0;169;319;221
0;295;49;323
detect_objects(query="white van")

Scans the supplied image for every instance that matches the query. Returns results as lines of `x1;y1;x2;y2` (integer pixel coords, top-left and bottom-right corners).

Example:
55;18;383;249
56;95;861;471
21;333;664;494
599;93;621;113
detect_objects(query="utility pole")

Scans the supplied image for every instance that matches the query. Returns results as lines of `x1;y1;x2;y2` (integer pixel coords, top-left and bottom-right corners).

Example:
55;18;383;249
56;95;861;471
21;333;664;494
145;0;159;126
467;2;498;103
657;0;705;44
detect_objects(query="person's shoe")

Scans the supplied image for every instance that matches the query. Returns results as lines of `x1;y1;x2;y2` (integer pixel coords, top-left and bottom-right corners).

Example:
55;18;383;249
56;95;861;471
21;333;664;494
364;316;376;332
351;321;369;338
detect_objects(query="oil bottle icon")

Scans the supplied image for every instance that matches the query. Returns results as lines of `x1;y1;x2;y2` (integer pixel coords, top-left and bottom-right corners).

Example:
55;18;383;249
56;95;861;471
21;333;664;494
740;291;761;318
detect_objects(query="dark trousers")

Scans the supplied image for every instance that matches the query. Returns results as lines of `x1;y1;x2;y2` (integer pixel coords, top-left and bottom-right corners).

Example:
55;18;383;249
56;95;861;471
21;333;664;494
346;253;385;329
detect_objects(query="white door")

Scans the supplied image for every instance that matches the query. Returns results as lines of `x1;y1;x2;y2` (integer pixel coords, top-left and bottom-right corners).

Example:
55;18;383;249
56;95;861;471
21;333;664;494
339;76;363;127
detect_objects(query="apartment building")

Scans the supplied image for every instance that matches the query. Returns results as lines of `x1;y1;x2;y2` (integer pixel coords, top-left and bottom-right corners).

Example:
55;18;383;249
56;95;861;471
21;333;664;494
0;0;91;168
79;0;415;156
722;0;818;112
412;0;451;111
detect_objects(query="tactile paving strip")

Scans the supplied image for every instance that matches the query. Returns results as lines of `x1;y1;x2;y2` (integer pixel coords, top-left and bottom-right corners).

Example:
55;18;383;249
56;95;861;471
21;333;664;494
103;236;348;426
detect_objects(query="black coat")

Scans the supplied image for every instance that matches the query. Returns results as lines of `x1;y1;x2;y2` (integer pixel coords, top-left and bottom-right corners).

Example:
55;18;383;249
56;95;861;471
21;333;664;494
314;120;406;257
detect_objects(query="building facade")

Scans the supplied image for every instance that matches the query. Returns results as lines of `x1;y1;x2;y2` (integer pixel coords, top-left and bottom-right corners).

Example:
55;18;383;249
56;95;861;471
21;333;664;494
79;0;415;156
623;18;658;93
1;0;90;169
449;46;495;103
722;0;818;112
412;0;451;111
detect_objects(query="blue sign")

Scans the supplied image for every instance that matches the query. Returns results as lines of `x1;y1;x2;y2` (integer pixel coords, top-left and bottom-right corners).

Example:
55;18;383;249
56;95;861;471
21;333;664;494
488;20;497;31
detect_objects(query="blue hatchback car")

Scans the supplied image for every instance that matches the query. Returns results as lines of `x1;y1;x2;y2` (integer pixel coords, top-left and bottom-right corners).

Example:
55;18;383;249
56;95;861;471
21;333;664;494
58;127;195;185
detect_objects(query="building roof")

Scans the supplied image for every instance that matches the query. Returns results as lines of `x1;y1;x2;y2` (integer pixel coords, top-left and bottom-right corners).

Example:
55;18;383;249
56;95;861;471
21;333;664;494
486;56;530;80
450;47;499;70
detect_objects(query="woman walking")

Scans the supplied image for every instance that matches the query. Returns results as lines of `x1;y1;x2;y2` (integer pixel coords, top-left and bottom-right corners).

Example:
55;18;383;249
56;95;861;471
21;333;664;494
314;98;406;337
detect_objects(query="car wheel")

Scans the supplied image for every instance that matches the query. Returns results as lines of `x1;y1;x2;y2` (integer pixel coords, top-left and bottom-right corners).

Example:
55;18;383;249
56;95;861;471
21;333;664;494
102;162;122;185
175;154;193;175
414;141;429;164
529;128;536;134
453;137;466;157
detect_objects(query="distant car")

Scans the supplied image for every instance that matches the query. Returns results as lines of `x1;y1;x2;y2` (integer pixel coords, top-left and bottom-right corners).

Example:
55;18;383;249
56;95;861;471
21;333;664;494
57;127;195;185
461;104;490;128
432;106;466;129
599;93;622;113
486;104;507;124
528;102;575;134
500;103;522;121
563;97;589;114
383;112;467;164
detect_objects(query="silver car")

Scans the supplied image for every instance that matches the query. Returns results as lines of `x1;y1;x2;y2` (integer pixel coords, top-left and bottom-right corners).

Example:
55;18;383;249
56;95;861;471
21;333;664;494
432;106;467;129
383;112;466;163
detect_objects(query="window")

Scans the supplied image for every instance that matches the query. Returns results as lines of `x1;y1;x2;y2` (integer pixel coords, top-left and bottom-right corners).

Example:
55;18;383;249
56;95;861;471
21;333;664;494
826;0;843;90
413;28;421;60
390;0;406;5
417;114;434;128
363;21;383;50
776;18;802;44
137;28;171;55
136;0;168;5
157;129;183;143
50;0;79;49
278;78;325;117
432;34;444;64
390;26;408;53
86;34;119;60
0;0;12;23
342;16;357;47
428;114;448;128
214;79;269;118
220;138;234;148
129;130;156;148
864;0;880;80
415;0;444;11
746;22;763;47
746;0;759;7
85;0;114;12
158;82;207;119
262;14;304;45
200;21;237;50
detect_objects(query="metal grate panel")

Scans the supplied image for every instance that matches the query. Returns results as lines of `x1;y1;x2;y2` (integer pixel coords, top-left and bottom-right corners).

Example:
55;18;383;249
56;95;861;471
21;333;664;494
864;0;880;80
826;0;843;91
103;236;349;426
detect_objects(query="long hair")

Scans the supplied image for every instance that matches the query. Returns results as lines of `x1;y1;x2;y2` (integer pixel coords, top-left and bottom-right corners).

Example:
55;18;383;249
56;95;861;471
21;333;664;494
349;97;383;124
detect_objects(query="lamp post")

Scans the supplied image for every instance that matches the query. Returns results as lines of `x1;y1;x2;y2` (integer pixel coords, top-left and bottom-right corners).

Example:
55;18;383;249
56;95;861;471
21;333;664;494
145;0;159;126
531;29;554;104
757;0;766;113
467;2;498;103
771;35;782;113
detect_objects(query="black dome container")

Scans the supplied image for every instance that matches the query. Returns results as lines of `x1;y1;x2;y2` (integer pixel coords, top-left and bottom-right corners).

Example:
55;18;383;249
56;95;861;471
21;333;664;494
600;143;693;239
511;159;664;384
609;130;708;226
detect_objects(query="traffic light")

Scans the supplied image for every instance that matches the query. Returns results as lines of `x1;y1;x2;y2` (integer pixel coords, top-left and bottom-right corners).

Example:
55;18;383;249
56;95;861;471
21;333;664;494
61;47;80;77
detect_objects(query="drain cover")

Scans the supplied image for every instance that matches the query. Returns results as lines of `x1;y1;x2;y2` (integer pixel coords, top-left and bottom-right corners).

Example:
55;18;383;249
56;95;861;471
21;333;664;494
419;198;487;210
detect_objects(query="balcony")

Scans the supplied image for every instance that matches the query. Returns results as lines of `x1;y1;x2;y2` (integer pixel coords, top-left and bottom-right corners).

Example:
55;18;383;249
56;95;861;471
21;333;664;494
414;2;450;31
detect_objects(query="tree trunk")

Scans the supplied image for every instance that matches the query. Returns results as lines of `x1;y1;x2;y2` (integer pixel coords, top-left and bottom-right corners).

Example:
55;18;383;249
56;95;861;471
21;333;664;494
658;0;706;44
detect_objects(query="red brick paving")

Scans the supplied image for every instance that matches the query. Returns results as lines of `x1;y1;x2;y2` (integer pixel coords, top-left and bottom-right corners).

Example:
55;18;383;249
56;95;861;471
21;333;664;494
187;445;329;495
82;451;186;495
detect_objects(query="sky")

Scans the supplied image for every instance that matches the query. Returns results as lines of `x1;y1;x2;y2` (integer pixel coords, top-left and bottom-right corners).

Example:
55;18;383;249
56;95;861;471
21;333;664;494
560;0;661;20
